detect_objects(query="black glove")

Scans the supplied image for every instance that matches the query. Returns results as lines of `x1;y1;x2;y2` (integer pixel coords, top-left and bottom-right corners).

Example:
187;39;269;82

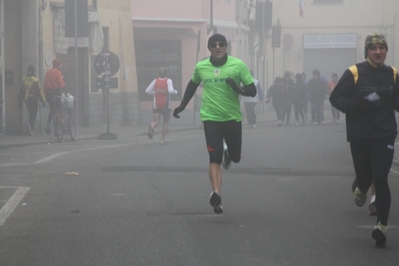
225;77;240;94
173;105;185;118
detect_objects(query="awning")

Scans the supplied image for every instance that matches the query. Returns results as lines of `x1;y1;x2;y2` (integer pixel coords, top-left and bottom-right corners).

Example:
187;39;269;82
50;2;100;23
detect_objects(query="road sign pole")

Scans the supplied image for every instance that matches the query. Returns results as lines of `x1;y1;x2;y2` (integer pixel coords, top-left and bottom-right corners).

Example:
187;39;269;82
105;75;110;135
98;74;118;140
74;0;79;139
93;51;120;140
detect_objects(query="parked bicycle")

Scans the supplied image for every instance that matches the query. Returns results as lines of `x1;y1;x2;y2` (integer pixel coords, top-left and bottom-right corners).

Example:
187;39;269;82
54;93;78;142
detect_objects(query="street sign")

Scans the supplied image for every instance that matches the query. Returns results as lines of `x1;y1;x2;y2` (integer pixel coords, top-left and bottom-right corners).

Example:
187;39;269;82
93;51;120;140
283;34;293;50
93;52;120;76
96;76;118;89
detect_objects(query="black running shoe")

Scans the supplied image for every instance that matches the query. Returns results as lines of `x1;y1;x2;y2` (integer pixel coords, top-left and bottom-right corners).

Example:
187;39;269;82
209;191;223;214
372;222;387;247
147;125;154;139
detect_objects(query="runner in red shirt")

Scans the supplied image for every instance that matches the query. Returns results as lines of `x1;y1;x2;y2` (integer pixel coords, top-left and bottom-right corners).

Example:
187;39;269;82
145;68;179;144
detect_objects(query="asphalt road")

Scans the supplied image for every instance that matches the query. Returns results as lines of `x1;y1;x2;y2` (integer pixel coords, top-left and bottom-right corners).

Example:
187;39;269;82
1;120;399;266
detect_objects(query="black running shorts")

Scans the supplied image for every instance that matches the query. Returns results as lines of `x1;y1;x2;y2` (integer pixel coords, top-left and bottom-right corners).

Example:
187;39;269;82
203;120;242;165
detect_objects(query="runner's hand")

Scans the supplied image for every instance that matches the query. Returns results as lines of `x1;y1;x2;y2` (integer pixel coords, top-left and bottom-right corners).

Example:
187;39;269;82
173;105;185;118
225;77;240;93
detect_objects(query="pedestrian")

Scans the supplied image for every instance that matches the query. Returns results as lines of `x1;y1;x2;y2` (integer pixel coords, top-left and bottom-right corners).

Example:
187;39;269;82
266;77;284;126
292;73;307;126
320;73;329;121
301;72;309;119
18;65;46;135
44;59;65;135
329;33;399;246
281;71;295;125
327;73;341;124
307;69;327;124
242;70;264;128
173;33;256;214
146;67;179;144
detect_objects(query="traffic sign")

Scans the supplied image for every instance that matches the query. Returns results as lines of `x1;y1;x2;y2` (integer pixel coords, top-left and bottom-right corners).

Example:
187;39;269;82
283;34;293;49
93;52;120;76
96;76;118;89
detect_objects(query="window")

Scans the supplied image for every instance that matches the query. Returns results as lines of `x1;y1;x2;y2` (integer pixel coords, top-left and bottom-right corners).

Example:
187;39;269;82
135;40;182;101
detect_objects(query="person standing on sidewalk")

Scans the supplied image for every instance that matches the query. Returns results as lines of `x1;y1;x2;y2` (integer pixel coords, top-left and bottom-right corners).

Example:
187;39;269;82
18;65;46;135
242;70;263;128
307;69;327;124
327;73;341;124
281;71;295;125
266;76;285;126
173;33;256;214
146;67;179;144
330;33;399;247
292;73;307;127
44;59;65;135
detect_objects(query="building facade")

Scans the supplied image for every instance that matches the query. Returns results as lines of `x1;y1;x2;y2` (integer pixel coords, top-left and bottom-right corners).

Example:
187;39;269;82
131;0;399;119
264;0;399;84
131;0;257;124
0;0;139;136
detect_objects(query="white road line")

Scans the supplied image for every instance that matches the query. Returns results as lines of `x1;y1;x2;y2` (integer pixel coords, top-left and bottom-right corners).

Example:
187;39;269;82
390;168;399;174
0;186;30;227
357;225;399;229
0;143;138;168
34;152;70;164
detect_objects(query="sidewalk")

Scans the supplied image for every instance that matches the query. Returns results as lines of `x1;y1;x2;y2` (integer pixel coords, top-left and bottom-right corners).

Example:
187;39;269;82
0;110;278;149
3;110;399;165
0;123;200;149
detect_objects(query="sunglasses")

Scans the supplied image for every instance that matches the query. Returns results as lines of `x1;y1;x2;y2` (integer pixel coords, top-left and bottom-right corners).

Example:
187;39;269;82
210;42;226;48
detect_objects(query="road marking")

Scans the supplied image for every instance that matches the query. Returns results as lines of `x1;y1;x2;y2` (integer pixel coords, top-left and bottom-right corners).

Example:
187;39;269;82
0;186;30;227
390;168;399;174
34;152;70;164
0;143;139;168
357;225;399;229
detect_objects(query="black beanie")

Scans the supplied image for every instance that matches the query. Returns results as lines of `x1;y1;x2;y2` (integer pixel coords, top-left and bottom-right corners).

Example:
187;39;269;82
207;33;227;48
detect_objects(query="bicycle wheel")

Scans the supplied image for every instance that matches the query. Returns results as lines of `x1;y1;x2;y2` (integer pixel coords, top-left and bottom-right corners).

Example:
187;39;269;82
68;111;78;141
55;111;66;143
